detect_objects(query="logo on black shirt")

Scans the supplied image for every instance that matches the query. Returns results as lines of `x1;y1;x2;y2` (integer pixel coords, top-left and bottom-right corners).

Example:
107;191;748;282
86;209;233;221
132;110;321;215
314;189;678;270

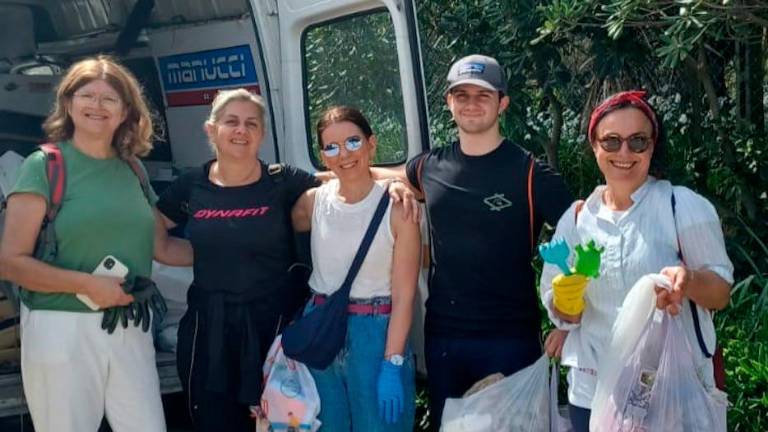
193;206;270;219
483;193;512;211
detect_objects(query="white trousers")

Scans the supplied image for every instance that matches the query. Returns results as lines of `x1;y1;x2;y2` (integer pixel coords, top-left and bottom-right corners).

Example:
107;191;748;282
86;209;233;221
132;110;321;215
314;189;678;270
20;305;166;432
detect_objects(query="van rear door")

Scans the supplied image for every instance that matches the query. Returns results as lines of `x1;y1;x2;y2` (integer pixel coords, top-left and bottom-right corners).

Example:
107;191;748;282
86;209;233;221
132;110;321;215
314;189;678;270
251;0;429;170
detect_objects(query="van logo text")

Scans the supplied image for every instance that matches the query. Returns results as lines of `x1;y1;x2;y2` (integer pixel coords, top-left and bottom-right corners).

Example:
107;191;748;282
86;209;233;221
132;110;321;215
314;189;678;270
165;54;247;85
159;45;258;91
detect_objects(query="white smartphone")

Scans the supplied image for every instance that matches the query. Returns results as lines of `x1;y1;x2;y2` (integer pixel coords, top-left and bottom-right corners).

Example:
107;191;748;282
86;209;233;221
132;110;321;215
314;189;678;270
78;255;129;311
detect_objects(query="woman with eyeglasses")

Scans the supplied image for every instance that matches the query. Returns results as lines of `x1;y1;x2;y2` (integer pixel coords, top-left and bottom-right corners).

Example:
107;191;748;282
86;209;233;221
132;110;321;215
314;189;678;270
539;91;732;432
0;56;191;432
291;106;419;431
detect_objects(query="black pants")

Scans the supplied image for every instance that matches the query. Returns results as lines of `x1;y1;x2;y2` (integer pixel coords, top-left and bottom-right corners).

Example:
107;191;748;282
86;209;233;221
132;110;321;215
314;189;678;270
424;333;541;431
177;307;273;432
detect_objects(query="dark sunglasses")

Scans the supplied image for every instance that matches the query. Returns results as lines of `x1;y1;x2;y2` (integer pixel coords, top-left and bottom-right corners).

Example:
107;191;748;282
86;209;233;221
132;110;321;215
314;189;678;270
597;134;653;153
321;136;363;157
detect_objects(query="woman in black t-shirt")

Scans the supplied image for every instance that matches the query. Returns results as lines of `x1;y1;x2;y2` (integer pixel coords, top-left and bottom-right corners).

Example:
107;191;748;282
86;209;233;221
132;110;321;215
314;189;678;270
156;89;318;432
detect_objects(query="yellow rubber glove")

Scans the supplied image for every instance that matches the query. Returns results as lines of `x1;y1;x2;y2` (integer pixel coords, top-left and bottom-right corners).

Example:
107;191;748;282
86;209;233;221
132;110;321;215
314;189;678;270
552;273;589;316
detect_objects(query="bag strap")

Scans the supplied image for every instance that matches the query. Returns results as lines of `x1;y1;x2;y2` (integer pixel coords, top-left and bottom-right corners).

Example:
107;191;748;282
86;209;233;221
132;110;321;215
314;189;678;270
527;157;535;251
268;163;285;183
671;192;713;358
125;156;152;204
338;191;391;297
574;199;585;223
39;143;66;223
414;154;426;193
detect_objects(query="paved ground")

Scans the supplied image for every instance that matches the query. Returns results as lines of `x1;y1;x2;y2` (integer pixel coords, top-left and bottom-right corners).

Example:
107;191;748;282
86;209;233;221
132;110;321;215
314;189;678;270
0;392;194;432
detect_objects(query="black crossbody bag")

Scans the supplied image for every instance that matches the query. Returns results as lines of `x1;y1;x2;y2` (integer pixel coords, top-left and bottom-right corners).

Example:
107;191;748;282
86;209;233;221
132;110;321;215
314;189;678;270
671;193;727;390
282;191;390;369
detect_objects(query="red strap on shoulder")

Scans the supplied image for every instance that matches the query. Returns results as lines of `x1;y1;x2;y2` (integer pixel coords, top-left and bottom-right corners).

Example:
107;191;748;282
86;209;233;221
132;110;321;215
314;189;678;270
527;158;535;250
574;199;585;223
39;143;65;222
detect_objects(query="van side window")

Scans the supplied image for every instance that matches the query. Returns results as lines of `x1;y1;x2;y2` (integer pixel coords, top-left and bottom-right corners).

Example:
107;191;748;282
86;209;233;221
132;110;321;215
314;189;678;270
302;10;406;167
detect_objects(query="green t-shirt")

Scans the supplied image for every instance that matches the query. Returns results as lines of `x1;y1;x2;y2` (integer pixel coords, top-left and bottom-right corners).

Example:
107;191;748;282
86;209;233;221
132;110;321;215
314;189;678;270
11;141;158;312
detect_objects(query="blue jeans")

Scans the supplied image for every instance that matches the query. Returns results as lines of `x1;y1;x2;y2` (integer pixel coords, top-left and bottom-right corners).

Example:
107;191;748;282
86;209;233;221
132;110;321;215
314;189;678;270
307;305;415;432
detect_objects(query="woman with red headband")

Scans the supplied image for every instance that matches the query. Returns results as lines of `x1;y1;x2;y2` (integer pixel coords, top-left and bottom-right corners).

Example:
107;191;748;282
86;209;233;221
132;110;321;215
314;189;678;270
539;91;733;431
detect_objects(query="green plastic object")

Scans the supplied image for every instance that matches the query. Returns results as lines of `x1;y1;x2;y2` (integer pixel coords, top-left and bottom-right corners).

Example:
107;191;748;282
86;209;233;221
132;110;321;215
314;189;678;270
573;240;604;278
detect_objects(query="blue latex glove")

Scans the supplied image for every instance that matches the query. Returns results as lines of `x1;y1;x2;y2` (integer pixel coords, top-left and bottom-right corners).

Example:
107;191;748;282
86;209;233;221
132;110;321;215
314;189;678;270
377;359;404;424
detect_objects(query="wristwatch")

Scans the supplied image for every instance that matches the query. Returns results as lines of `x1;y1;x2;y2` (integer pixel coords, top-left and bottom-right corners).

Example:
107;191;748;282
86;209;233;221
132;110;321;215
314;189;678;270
386;354;405;366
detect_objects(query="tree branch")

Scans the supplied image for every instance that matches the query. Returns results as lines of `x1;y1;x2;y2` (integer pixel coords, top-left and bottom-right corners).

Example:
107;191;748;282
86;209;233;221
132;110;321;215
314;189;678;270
544;88;563;171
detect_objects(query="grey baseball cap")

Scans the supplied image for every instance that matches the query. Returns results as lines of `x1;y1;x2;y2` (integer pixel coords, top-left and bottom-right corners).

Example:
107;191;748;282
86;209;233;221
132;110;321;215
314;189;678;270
446;54;507;95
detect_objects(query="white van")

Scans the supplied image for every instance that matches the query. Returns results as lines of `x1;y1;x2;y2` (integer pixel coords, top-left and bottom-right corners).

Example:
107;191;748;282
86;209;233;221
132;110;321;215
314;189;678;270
0;0;430;419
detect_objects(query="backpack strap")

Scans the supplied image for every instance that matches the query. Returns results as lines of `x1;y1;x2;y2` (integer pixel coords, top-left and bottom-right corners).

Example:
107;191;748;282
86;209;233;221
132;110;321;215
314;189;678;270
268;163;285;183
42;145;152;214
527;157;535;251
671;192;713;358
39;143;66;223
125;157;151;204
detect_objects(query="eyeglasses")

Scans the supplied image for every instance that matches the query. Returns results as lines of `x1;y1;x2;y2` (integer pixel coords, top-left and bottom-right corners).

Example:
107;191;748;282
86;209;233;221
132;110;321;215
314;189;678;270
596;134;652;153
72;92;123;109
321;137;363;157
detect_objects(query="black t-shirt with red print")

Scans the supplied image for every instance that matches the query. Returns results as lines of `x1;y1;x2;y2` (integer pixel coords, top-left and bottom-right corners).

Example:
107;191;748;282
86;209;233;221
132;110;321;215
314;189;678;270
157;159;319;311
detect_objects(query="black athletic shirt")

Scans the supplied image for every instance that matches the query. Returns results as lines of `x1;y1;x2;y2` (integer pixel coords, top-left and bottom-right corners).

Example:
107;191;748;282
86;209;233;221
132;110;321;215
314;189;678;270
406;140;572;338
157;160;319;311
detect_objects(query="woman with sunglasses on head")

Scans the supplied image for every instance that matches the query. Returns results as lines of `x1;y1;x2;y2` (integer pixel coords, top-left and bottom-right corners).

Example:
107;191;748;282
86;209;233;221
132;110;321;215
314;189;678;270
291;106;420;431
539;91;733;432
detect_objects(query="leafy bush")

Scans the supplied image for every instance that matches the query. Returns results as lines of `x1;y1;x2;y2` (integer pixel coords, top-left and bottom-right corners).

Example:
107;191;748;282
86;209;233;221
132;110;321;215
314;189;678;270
416;1;768;430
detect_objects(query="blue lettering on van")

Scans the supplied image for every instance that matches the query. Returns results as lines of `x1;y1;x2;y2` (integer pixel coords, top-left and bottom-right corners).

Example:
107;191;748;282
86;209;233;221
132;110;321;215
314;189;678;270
158;45;258;91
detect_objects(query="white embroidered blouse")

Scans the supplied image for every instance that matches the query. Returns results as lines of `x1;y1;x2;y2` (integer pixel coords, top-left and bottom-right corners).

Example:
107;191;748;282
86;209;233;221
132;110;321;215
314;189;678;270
539;177;733;407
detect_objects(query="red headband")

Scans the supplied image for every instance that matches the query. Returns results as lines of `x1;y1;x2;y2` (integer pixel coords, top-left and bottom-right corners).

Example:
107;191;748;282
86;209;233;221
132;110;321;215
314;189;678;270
588;90;659;143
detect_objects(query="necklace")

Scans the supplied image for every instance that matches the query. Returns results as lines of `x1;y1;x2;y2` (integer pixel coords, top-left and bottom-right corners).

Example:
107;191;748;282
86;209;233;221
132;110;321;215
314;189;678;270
209;161;260;187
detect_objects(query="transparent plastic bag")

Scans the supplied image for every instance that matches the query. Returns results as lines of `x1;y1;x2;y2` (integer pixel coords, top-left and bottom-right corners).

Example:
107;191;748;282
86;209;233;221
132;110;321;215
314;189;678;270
441;354;571;432
591;275;727;432
260;335;321;432
550;362;574;432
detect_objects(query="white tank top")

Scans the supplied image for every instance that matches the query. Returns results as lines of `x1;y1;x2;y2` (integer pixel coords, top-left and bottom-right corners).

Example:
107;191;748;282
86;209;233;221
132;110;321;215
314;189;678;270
307;179;394;299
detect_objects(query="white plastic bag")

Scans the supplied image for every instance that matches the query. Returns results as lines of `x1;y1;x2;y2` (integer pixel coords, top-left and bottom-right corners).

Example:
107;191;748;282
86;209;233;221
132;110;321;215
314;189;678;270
549;362;573;432
260;335;321;432
441;354;570;432
591;274;728;432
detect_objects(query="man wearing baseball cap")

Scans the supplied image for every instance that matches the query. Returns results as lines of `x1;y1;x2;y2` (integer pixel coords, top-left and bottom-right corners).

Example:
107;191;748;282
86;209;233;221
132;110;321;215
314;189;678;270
402;54;573;429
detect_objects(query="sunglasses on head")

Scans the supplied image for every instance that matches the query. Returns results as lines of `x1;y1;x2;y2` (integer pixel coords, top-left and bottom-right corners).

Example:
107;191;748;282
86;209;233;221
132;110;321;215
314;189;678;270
321;136;363;157
597;134;653;153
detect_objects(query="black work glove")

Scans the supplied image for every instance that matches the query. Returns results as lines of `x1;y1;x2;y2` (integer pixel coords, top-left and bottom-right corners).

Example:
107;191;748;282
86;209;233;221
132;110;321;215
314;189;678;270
101;306;124;334
128;276;168;331
101;276;168;334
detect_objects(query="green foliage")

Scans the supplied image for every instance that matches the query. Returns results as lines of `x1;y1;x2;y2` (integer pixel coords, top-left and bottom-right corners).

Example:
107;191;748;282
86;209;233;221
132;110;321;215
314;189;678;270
415;384;431;431
716;244;768;430
417;1;768;430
